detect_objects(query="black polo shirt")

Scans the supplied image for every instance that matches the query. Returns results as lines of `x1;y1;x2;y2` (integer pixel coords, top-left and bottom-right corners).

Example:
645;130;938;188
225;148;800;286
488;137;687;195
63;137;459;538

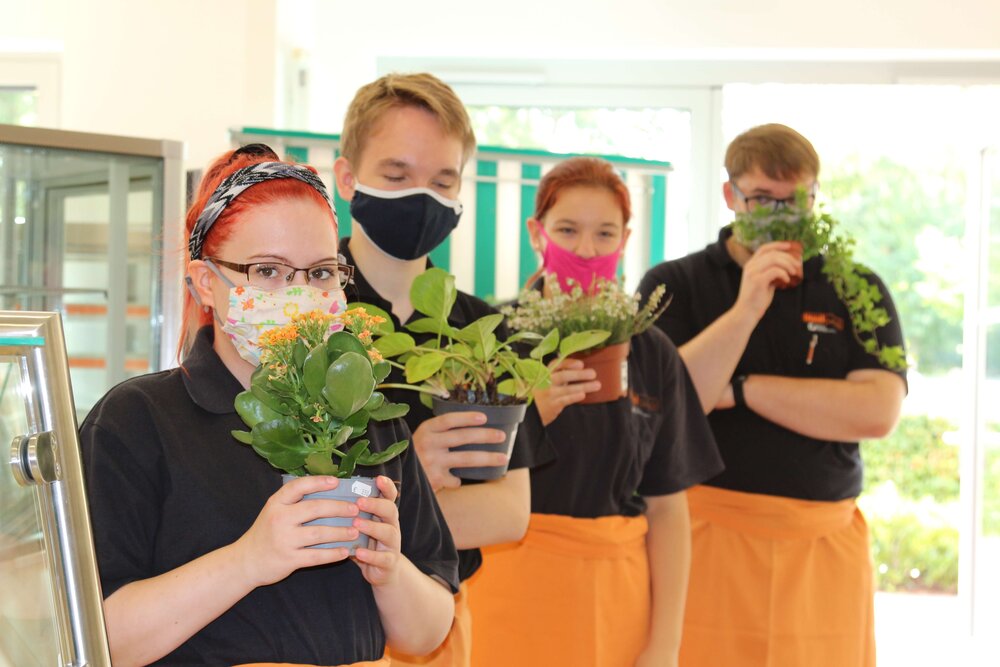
638;226;908;501
340;238;551;582
79;327;459;667
528;325;724;517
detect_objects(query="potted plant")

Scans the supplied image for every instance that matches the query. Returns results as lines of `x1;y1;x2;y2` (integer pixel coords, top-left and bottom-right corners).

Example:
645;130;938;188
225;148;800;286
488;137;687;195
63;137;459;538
731;187;907;371
231;308;410;553
501;279;670;404
362;268;610;480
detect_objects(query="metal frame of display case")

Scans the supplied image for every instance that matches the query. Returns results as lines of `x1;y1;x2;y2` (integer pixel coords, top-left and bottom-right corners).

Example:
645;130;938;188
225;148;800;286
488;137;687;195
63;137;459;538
2;311;110;666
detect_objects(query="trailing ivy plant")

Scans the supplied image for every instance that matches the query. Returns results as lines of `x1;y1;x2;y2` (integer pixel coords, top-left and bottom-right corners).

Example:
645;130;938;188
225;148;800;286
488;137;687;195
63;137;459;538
731;188;907;371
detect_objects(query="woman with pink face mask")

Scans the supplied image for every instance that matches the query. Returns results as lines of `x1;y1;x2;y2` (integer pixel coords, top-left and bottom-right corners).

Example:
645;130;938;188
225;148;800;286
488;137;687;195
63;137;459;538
467;157;724;667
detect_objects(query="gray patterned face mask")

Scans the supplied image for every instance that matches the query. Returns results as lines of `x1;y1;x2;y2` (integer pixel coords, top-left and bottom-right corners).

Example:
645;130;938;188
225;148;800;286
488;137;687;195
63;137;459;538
188;159;336;261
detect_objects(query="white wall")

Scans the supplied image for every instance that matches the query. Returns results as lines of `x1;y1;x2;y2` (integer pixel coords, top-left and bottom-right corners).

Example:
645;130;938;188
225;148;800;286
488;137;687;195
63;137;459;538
1;0;278;171
296;0;1000;133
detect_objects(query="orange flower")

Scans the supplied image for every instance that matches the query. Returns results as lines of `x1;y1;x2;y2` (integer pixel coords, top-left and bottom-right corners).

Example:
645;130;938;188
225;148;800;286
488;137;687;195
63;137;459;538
235;286;245;296
242;298;255;311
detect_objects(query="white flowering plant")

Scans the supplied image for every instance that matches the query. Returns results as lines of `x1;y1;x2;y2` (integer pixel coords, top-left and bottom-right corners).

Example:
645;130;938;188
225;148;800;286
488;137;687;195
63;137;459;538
501;277;669;349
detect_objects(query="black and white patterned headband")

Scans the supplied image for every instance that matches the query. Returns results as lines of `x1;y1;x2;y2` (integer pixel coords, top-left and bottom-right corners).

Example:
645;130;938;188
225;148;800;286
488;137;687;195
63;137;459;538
189;160;336;260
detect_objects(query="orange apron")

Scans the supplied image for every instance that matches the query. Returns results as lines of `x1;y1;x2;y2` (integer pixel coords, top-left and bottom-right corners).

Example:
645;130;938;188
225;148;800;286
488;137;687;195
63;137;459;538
388;583;472;667
236;659;389;667
468;512;650;667
680;485;875;667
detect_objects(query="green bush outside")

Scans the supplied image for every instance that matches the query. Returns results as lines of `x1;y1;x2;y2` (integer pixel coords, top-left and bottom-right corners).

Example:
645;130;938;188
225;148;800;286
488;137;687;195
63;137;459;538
861;414;960;593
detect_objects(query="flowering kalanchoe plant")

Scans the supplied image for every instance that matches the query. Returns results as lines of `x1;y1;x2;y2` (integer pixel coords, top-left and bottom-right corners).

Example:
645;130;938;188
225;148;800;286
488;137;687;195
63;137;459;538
731;187;907;371
231;308;409;477
501;277;669;348
362;268;610;407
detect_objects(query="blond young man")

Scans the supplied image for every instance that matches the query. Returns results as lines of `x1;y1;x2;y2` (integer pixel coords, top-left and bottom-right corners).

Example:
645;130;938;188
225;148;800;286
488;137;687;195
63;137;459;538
638;124;907;666
333;73;539;667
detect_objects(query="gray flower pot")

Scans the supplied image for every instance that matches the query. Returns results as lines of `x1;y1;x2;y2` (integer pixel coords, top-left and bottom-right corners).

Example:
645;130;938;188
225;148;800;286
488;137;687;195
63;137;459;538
431;397;528;481
281;474;380;554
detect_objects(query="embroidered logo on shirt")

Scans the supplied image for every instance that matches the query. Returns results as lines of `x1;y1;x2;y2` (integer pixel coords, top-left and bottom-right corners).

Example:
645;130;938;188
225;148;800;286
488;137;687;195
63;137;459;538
802;311;844;333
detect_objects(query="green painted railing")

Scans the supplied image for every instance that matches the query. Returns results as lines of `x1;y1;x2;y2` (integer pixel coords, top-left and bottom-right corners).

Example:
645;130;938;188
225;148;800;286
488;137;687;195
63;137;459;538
230;127;672;301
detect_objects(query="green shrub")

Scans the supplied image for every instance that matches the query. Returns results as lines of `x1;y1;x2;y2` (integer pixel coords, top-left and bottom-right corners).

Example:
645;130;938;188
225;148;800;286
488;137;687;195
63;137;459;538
867;510;958;593
861;413;961;593
862;414;959;503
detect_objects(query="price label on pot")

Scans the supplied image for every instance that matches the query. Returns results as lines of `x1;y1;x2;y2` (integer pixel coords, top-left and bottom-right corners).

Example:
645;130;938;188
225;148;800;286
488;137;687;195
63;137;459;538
620;360;629;392
352;480;373;497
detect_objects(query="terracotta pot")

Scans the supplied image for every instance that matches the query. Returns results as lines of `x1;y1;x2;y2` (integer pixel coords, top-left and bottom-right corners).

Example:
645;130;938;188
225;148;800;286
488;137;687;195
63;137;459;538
570;341;630;404
431;397;528;481
281;474;379;554
773;240;804;289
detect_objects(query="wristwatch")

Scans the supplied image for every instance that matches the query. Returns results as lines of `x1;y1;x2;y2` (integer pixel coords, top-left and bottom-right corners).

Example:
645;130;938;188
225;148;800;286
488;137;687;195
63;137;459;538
732;374;749;408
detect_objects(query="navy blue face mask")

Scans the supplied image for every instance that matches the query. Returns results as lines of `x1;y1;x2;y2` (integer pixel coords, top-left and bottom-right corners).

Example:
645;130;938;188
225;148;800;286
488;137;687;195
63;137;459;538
350;182;463;261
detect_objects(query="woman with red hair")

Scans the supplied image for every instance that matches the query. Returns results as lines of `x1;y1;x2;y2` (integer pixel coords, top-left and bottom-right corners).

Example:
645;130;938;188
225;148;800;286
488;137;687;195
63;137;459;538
79;145;458;667
468;157;723;666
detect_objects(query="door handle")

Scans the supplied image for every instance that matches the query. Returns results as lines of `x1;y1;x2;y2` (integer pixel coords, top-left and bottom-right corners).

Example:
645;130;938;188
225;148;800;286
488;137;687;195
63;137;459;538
8;431;60;486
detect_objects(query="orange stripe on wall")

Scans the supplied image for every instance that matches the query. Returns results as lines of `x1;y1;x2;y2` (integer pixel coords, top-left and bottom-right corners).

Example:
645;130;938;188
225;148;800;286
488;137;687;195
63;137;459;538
68;358;149;372
64;304;151;317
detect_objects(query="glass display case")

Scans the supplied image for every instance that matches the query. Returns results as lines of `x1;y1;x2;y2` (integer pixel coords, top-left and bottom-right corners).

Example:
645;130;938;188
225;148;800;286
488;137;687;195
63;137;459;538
0;124;184;419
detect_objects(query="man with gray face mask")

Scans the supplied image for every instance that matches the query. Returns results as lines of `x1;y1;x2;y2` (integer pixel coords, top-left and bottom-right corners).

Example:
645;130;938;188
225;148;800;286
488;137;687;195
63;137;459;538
638;123;907;667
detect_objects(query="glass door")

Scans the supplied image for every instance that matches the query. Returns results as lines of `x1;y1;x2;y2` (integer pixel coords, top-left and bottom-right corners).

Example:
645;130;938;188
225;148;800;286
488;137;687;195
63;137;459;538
0;125;184;419
0;311;110;666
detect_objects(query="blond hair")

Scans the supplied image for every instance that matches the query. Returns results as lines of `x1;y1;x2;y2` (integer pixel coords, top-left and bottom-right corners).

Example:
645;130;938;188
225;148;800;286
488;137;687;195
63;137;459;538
725;123;820;182
340;72;477;167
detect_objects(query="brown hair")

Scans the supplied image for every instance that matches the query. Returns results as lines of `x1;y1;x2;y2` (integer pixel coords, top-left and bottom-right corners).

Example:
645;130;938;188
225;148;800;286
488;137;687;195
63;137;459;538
725;123;820;182
340;72;477;167
534;157;631;224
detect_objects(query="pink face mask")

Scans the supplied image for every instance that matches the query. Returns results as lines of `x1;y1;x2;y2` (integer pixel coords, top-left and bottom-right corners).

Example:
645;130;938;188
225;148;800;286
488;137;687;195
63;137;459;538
539;227;623;294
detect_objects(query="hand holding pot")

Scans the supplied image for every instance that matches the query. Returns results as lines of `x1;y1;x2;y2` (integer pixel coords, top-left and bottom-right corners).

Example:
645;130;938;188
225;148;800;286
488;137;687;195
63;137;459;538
534;358;602;426
234;476;358;587
352;476;403;587
736;241;803;321
412;412;509;490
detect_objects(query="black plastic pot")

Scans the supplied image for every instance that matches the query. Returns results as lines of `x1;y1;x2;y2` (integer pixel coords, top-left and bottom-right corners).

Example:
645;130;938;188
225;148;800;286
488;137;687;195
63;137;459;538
281;474;380;554
431;397;528;481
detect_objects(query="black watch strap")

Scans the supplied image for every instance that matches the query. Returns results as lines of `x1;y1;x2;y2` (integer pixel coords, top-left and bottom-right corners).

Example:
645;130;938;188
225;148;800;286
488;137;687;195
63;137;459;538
732;374;748;408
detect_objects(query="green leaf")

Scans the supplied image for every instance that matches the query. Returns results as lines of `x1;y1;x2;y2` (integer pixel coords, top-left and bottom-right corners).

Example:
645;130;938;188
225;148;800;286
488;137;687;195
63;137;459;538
357;439;410;466
372;360;392;383
374;331;416;358
255;416;302;447
304;452;338;476
530;328;560;360
496;378;520;397
453;314;504;344
369;401;410;421
405;352;447;383
339;439;372;478
293;338;309;367
515;358;549;388
302;343;329;400
231;429;253;445
364;392;385;412
506;330;545;344
249;376;294;414
326;330;369;363
323;351;376;419
410;267;456;321
342;412;370;438
234;391;282;428
347;302;395;335
405;317;456;337
559;330;612;357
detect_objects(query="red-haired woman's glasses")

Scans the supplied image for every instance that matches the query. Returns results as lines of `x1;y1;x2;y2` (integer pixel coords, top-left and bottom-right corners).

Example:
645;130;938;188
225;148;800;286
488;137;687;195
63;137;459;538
207;257;353;291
